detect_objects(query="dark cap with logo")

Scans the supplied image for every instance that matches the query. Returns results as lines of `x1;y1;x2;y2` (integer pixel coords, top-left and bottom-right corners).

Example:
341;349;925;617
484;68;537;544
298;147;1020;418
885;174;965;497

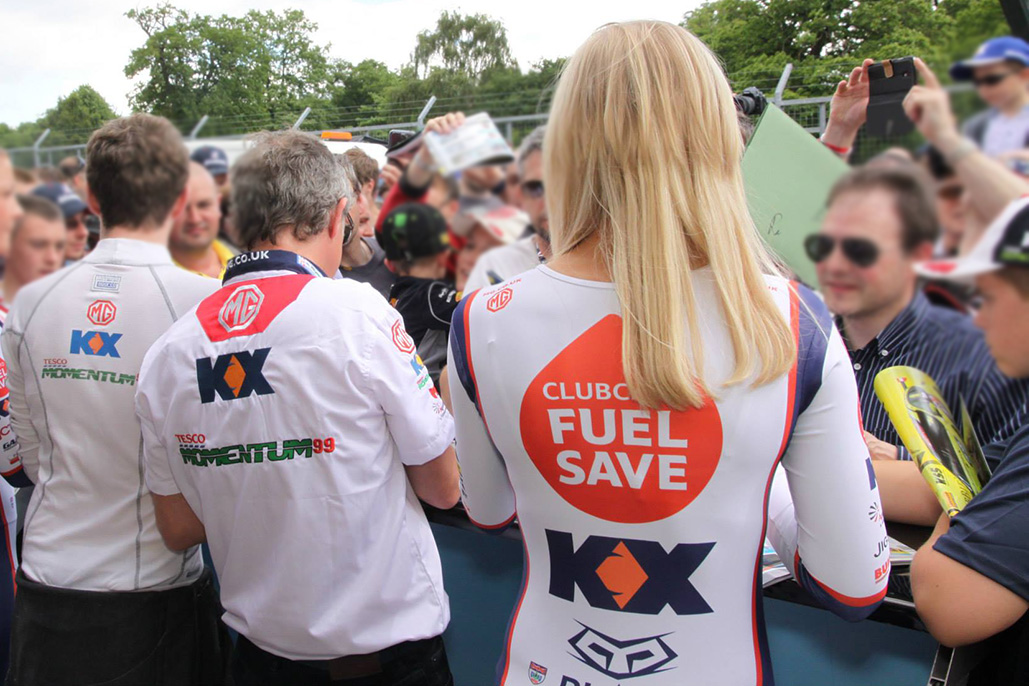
31;182;88;219
377;203;450;262
918;196;1029;281
190;145;230;177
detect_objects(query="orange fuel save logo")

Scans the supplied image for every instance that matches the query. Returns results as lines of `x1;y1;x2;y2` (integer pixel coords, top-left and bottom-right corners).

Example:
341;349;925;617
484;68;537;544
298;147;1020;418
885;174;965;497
520;315;723;523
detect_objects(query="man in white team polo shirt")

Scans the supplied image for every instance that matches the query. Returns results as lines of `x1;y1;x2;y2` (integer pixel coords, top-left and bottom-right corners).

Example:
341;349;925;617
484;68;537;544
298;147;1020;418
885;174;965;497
136;130;459;686
1;115;226;685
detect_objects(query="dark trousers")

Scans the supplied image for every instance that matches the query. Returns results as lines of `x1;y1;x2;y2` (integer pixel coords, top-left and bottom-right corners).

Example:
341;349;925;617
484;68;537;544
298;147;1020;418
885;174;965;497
231;634;454;686
6;567;229;686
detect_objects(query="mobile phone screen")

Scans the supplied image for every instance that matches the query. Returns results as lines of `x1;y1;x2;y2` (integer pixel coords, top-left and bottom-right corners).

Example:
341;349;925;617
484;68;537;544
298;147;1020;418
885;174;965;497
866;57;916;138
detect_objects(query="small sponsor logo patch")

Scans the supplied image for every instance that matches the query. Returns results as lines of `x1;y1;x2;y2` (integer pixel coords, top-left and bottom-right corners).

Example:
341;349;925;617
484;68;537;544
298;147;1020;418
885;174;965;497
91;275;122;293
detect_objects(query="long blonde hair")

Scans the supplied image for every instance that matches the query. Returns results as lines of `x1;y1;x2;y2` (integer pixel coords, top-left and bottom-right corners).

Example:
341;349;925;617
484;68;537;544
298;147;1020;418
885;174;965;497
544;21;795;410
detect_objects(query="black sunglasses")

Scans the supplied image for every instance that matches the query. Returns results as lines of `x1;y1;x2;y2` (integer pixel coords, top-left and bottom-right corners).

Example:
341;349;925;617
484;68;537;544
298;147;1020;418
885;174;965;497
343;211;356;246
974;72;1013;87
804;234;880;268
521;179;544;199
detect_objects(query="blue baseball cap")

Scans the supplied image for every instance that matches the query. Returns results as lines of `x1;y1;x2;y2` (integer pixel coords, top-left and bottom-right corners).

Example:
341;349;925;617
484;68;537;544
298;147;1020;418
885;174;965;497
951;36;1029;82
190;145;229;177
31;183;88;220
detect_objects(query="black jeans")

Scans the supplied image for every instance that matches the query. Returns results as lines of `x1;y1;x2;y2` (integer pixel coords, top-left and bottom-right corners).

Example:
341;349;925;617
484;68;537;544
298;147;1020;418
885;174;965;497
6;567;229;686
231;634;454;686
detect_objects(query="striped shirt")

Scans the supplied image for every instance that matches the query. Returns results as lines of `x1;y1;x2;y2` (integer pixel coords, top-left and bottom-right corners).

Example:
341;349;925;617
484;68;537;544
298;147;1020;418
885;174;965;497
843;292;1029;463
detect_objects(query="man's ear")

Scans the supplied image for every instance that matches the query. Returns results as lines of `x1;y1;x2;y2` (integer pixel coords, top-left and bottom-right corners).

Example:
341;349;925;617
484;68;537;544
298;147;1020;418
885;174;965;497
327;196;348;241
384;258;398;274
86;187;102;217
169;186;189;220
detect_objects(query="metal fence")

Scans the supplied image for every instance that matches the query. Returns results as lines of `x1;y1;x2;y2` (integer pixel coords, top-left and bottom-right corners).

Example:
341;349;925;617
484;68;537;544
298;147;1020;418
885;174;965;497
3;85;982;170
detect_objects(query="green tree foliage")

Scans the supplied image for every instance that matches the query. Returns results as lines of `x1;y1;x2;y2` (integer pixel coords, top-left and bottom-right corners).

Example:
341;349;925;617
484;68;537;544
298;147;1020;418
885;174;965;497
0;122;45;150
40;86;118;146
0;85;116;149
411;11;516;81
683;0;1002;96
3;1;1012;150
124;4;332;131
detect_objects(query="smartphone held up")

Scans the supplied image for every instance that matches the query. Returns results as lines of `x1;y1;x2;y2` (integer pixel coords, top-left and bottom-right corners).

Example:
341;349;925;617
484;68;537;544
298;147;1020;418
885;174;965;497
866;57;917;138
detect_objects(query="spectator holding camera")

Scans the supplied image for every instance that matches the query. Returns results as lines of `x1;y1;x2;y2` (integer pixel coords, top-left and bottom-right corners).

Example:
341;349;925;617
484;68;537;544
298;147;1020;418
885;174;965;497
376;114;466;234
824;57;1029;252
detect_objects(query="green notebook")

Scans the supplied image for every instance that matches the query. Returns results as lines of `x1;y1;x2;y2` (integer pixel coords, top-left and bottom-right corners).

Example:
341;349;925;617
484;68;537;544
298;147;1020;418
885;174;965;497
742;105;850;286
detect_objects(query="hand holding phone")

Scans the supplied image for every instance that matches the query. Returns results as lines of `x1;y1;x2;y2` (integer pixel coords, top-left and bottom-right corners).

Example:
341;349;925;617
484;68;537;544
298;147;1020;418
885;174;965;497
902;59;961;151
866;57;917;138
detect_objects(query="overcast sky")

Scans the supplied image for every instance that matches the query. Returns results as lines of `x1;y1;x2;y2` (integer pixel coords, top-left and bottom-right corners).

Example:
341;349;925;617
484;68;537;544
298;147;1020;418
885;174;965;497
0;0;701;127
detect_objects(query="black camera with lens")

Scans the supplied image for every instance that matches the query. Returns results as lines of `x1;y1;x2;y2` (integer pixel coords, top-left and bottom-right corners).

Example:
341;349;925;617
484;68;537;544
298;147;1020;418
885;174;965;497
733;87;768;117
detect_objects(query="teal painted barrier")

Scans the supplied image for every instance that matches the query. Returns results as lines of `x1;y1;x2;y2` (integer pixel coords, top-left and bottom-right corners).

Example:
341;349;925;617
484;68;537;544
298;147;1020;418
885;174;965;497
433;523;938;686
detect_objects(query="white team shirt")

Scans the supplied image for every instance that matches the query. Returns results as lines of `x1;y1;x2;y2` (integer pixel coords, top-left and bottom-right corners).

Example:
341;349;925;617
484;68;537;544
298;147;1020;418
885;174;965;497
136;250;455;660
1;239;218;591
465;236;540;293
448;266;888;686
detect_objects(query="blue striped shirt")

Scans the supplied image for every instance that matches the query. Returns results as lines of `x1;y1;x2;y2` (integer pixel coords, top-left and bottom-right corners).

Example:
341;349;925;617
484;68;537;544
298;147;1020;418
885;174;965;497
842;292;1029;464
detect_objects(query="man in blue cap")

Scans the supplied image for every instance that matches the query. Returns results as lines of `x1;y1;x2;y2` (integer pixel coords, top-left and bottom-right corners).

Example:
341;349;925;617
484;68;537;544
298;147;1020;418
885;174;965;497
30;182;90;264
952;36;1029;157
189;145;229;187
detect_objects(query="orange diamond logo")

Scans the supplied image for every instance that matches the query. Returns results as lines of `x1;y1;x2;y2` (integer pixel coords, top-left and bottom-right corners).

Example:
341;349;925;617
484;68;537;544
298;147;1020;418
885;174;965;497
595;541;649;609
223;355;246;398
88;333;105;355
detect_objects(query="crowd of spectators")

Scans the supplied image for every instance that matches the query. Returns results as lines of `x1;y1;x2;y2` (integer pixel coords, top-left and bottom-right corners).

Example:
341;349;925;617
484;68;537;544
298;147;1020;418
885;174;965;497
0;22;1026;686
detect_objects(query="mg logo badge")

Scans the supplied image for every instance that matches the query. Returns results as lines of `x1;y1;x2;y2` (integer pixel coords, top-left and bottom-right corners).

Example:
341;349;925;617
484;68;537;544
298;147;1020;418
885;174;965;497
391;320;416;354
219;285;264;333
487;287;512;313
87;300;117;327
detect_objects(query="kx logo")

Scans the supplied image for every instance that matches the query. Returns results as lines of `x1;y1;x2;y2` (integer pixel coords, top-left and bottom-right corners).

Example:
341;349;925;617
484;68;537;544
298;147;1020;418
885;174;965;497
546;530;714;615
196;348;274;404
70;330;122;358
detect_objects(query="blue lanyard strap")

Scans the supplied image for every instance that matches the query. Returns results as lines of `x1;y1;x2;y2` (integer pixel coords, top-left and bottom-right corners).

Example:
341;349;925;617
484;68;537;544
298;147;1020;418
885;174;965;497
222;250;326;283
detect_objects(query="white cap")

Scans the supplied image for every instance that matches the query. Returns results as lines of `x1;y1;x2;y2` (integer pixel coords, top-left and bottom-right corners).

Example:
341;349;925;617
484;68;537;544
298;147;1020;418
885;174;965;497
917;196;1029;283
453;197;529;245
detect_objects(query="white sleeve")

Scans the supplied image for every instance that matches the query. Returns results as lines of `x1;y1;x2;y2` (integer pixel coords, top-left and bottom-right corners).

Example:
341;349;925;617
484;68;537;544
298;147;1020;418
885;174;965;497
774;325;889;621
135;358;180;497
363;307;455;466
447;336;516;529
1;326;38;482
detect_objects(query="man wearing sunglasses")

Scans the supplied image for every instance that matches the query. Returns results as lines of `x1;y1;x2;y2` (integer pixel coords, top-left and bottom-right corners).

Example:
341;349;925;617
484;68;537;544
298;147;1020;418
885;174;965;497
807;165;1029;526
464;126;549;292
952;37;1029;158
30;182;90;264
